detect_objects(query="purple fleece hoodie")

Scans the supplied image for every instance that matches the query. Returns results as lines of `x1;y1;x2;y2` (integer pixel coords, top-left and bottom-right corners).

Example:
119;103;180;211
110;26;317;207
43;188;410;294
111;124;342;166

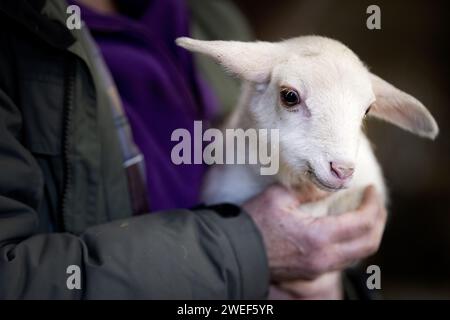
74;0;217;211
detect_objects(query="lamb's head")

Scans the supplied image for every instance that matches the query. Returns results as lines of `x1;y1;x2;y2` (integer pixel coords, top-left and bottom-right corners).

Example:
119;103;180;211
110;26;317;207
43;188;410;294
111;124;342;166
176;36;439;192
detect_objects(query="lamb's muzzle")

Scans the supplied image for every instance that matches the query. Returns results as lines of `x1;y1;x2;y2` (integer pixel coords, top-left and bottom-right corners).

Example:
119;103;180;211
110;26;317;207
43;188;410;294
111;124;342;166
330;161;355;181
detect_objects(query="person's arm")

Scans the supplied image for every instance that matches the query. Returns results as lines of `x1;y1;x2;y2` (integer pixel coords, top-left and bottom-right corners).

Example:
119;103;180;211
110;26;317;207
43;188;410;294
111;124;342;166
0;87;269;299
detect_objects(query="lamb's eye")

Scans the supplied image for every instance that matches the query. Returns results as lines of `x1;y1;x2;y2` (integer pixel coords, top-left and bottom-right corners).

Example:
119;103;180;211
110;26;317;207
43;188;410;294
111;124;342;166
364;106;372;117
280;87;300;107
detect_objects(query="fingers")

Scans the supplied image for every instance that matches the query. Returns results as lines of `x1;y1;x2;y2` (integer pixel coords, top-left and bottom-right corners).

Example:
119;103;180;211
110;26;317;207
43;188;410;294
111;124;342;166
320;186;385;243
329;206;386;269
332;215;385;266
357;185;387;225
302;186;387;272
279;272;343;300
359;184;377;204
268;285;297;300
308;226;384;275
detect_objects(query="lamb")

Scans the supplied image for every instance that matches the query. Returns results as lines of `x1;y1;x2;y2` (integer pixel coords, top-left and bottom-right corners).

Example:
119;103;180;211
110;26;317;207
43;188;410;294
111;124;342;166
176;36;439;217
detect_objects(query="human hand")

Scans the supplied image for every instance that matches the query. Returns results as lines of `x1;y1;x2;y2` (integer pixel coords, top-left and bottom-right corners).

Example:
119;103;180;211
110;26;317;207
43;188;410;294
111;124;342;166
243;184;387;284
268;271;343;300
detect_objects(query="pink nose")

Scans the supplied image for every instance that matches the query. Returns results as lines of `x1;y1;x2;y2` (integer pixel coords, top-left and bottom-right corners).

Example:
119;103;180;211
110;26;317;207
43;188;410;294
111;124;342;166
330;161;355;180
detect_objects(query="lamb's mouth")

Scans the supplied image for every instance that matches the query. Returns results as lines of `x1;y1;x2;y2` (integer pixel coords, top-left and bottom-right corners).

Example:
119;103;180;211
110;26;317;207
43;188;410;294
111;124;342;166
306;169;346;192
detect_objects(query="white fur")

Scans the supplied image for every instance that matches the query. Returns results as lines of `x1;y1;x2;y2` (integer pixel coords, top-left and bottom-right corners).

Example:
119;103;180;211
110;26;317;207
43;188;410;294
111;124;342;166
176;36;439;216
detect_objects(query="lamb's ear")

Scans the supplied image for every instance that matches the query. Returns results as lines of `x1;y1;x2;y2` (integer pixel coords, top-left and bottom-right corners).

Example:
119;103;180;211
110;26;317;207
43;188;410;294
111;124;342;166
176;37;279;83
369;73;439;139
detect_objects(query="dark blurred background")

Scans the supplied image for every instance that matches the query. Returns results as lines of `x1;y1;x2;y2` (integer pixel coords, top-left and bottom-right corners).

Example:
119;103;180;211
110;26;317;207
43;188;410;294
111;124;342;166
232;0;450;299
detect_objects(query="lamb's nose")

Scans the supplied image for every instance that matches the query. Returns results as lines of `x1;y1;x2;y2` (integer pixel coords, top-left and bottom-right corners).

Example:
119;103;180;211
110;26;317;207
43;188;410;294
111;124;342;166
330;161;355;180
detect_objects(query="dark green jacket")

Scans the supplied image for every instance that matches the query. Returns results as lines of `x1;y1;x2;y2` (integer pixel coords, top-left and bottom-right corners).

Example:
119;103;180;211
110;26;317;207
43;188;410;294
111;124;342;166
0;0;269;299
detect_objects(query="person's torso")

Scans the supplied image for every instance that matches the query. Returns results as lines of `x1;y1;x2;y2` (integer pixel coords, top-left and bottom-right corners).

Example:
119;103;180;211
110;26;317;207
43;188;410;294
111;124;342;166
0;0;133;234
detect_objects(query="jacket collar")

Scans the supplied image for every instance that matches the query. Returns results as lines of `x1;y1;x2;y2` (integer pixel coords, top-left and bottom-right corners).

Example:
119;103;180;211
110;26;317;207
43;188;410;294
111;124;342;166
0;0;76;49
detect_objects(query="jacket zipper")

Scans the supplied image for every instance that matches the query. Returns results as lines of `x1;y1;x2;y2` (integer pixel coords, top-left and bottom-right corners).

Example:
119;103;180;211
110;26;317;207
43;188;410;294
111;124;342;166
60;58;75;231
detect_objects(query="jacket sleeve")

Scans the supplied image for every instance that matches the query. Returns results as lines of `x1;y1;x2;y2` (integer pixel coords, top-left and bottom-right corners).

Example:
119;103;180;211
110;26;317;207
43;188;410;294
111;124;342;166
0;87;269;299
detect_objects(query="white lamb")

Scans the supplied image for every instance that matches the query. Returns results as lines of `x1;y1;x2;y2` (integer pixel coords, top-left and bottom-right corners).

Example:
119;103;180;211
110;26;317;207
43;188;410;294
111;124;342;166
176;36;439;217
